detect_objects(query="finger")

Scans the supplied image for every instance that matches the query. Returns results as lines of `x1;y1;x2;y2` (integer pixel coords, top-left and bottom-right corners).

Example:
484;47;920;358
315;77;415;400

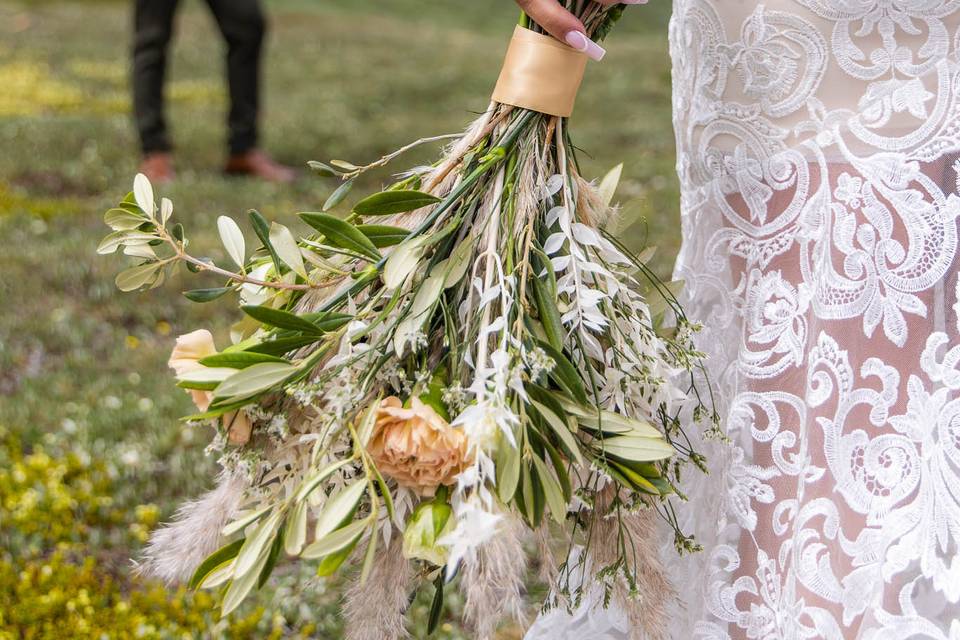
517;0;606;60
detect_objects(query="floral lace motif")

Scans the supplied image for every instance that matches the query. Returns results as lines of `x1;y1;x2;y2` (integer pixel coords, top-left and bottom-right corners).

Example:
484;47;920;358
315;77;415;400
668;2;960;638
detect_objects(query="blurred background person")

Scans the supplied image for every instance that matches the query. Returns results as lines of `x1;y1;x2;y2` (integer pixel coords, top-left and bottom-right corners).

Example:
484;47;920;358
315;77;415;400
133;0;296;184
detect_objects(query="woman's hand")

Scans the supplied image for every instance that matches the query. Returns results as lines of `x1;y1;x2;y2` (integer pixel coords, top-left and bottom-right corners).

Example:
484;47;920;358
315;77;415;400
514;0;648;60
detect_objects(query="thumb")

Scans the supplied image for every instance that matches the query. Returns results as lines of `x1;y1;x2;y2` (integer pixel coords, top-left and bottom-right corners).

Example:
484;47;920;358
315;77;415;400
516;0;606;61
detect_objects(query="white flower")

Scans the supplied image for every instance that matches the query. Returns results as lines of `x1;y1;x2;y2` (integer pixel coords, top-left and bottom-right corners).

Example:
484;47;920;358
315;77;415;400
439;495;503;579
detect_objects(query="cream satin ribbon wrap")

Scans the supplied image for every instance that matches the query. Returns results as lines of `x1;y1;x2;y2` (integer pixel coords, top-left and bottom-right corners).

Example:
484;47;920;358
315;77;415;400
492;26;588;118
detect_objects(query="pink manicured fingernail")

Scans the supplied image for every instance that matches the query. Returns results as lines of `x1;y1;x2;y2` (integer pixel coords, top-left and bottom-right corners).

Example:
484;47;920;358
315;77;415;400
622;0;649;5
565;31;606;61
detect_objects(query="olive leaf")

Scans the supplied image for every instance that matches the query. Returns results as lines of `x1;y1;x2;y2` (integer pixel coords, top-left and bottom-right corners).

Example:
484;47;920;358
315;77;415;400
214;362;298;400
115;262;162;292
353;190;440;216
322;179;354;212
299;212;381;261
133;173;155;217
217;215;246;269
269;222;307;279
356;224;409;248
597;163;623;210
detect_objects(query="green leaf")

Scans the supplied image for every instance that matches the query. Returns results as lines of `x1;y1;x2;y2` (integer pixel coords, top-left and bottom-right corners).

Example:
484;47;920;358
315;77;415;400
371;464;396;522
176;378;223;392
359;533;378;585
220;548;270;616
284;500;308;556
97;231;156;255
383;236;428;289
269;222;307;279
440;239;472;289
313;480;367;541
322;179;354;212
134;173;155;217
301;518;370;559
598;163;624;210
355;400;382;447
247;336;319;357
536;341;589;405
123;243;157;260
104;207;146;231
233;510;284;578
356;224;409;248
160;197;173;225
199;352;288;369
183;287;232;303
540;433;573;503
496;437;521;504
214;362;298;400
578;411;663;438
120;191;139;211
393;272;444;355
175;367;238;388
330;159;359;171
529;400;584;467
531;454;567;524
300;311;353;332
217;216;246;269
523;463;545;527
241;305;325;334
428;576;444;635
315;535;361;577
299;212;381;261
598;435;675;463
353;190;440;216
195;558;236;590
189;538;244;589
520;463;535;526
258;531;284;589
294;458;354;503
115;262;163;292
183;398;257;422
307;161;341;177
532;277;564;352
249;209;283;276
609;461;661;495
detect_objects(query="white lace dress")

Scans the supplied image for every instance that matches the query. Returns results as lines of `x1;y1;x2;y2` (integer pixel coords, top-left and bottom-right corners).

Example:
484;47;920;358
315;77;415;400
529;1;960;638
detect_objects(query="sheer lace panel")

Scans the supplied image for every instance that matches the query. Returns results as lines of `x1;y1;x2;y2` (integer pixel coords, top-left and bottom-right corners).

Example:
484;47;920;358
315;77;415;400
669;2;960;638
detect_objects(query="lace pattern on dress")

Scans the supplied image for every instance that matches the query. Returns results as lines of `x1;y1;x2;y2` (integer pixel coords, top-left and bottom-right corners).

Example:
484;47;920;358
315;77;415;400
669;2;960;638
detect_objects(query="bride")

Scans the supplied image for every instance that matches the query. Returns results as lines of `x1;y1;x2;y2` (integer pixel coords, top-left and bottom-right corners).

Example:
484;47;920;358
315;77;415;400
518;0;960;638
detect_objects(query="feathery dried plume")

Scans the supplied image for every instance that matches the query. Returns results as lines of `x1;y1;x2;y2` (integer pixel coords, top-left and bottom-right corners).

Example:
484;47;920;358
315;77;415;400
460;516;528;640
535;522;558;585
343;536;414;640
588;489;673;640
575;173;616;228
135;471;247;584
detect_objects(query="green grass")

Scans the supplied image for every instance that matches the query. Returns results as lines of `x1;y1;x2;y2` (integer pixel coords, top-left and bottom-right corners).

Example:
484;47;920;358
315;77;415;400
0;0;678;637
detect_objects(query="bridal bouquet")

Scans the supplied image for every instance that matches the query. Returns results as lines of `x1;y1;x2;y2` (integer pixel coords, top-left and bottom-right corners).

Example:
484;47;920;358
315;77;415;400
99;4;715;638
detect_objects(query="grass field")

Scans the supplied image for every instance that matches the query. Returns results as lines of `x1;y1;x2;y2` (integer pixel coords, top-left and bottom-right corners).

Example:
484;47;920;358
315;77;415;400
0;1;677;637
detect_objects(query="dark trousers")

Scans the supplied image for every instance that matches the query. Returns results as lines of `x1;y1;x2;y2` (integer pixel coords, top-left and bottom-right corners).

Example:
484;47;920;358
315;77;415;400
133;0;265;155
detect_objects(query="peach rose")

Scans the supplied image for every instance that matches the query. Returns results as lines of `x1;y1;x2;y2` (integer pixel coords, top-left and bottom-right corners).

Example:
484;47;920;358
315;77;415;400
168;330;252;445
368;397;470;496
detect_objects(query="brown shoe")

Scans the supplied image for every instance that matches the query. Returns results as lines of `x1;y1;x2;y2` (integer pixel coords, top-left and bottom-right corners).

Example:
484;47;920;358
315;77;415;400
139;152;175;185
224;149;297;184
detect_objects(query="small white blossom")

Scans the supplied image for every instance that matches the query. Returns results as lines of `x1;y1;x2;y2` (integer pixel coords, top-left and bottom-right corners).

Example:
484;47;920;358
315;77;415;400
442;384;469;413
